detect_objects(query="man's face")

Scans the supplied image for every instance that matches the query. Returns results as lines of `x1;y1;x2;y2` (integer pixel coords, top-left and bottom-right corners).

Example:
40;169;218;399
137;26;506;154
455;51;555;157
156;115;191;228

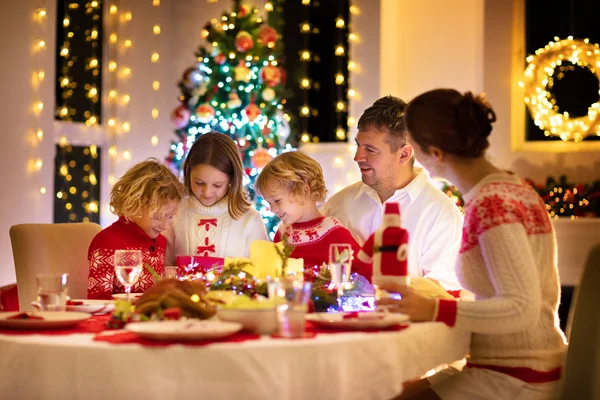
354;128;404;192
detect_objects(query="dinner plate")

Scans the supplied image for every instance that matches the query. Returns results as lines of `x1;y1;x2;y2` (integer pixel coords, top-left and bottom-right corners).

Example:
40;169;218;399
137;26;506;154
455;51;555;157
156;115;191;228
31;299;115;315
125;320;243;341
111;293;143;300
305;312;409;330
0;311;91;330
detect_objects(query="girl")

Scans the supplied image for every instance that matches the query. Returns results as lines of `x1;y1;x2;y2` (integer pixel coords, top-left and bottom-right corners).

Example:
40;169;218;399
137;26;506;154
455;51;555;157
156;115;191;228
87;159;185;300
256;151;369;274
380;89;567;399
164;132;267;264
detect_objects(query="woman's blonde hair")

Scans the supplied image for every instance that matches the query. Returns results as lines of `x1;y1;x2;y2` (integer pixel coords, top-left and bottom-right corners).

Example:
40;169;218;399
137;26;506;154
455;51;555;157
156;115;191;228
256;151;327;202
183;132;251;219
110;159;185;219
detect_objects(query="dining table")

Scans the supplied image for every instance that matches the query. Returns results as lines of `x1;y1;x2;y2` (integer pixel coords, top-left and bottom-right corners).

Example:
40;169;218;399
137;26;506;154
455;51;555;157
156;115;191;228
0;314;470;400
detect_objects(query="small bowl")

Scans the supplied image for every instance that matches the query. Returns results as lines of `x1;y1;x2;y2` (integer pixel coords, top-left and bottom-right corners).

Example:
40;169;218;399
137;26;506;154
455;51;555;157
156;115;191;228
217;307;277;335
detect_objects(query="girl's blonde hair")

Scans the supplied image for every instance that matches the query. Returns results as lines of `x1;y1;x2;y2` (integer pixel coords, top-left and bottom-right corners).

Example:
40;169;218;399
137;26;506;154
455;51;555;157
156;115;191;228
110;159;185;219
256;151;327;202
183;132;251;219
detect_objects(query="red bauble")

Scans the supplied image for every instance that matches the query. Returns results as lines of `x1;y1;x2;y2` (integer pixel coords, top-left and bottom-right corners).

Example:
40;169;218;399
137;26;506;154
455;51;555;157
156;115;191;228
259;65;281;87
251;146;272;169
238;4;251;17
171;104;191;129
258;26;277;47
214;53;226;65
195;103;215;124
243;103;261;121
235;31;254;53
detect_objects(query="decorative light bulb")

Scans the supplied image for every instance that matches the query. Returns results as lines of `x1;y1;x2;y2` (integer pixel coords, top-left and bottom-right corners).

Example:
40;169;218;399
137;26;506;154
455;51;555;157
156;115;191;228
152;81;160;91
153;25;161;35
151;136;159;146
151;108;159;119
151;52;160;63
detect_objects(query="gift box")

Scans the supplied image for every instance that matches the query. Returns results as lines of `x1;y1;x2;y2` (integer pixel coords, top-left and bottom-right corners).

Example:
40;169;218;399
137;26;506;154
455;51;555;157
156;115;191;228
176;256;225;276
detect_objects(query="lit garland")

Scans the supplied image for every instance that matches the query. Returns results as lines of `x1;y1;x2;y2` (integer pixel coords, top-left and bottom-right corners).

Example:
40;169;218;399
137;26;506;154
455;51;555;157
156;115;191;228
150;0;161;147
298;0;312;143
56;1;102;125
32;5;47;196
106;2;120;192
521;36;600;142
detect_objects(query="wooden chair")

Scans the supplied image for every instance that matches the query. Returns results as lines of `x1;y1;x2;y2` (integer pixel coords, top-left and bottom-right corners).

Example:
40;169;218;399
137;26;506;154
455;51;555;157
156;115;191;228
559;243;600;399
9;223;102;311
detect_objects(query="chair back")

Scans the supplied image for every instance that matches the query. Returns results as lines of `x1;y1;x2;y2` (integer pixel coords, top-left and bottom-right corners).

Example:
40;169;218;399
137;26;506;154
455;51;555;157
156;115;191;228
560;243;600;399
9;223;102;311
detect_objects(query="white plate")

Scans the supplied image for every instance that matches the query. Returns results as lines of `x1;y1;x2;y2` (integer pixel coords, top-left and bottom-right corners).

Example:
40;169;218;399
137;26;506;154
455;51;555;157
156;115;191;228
111;293;143;300
31;299;115;315
125;320;243;341
0;311;91;330
305;312;409;330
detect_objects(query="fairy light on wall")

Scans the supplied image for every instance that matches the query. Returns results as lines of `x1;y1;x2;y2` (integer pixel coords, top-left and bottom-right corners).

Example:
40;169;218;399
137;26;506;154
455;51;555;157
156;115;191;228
32;4;48;195
55;1;103;124
118;6;133;145
298;0;312;143
106;2;120;194
150;0;161;147
334;0;350;142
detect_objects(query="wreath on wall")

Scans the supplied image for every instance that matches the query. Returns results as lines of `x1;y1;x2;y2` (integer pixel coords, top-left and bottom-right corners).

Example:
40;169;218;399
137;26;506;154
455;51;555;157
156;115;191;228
521;37;600;142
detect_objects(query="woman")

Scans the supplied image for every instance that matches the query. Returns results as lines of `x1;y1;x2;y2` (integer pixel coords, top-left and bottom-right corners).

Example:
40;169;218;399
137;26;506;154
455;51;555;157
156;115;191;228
380;89;567;399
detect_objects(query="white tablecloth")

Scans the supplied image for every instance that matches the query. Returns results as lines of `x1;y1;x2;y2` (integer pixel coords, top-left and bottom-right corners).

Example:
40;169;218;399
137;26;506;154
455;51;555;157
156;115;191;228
0;323;469;400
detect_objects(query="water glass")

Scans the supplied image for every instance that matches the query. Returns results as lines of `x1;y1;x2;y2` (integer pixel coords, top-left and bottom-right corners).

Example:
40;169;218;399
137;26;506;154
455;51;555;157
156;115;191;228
36;273;68;311
329;243;352;302
274;278;312;338
114;249;143;302
164;266;179;280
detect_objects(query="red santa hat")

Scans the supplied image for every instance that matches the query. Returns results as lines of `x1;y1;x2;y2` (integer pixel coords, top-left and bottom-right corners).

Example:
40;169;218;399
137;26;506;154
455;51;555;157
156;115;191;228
383;202;401;227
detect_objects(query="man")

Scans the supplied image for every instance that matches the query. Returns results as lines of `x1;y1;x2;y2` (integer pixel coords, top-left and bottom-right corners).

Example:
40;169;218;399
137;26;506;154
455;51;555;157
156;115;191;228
321;96;463;290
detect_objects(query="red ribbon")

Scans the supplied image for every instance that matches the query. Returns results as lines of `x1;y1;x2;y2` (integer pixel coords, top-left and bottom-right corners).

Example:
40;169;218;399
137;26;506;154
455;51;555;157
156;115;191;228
198;218;218;228
197;244;216;254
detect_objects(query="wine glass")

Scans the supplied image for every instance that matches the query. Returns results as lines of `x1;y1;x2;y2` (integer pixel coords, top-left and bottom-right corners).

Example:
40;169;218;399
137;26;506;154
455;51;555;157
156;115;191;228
329;243;352;306
114;250;143;302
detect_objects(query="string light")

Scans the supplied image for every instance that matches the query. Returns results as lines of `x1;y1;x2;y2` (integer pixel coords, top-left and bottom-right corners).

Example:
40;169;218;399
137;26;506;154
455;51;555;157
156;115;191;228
521;37;600;142
150;0;162;144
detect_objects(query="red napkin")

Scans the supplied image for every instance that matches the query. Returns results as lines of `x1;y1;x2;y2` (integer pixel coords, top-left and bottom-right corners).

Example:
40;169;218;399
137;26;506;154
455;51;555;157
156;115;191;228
67;300;84;306
342;312;384;320
93;330;260;347
6;312;44;320
306;321;408;335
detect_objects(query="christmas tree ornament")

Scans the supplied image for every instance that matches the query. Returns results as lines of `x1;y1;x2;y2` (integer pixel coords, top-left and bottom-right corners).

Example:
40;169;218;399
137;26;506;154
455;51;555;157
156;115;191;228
234;61;251;82
214;53;226;65
227;91;242;109
238;4;251;17
259;65;281;87
262;87;275;102
250;145;272;169
358;202;410;286
171;104;192;129
235;31;254;53
182;67;201;89
243;102;261;121
195;103;215;124
258;25;277;47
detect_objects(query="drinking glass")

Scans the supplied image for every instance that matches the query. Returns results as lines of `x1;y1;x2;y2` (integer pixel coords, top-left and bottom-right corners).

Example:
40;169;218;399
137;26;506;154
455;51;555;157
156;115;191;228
163;265;179;280
36;273;68;311
114;250;143;302
274;277;312;338
329;243;352;300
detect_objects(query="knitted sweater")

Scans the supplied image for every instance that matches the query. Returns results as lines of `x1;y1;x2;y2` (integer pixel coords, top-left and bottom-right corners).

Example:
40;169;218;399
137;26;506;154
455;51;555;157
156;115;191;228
164;196;268;264
274;216;369;273
435;173;567;371
87;217;165;300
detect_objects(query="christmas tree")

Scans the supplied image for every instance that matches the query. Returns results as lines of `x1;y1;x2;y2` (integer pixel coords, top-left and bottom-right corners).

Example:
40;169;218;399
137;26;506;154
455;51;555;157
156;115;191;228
167;1;292;237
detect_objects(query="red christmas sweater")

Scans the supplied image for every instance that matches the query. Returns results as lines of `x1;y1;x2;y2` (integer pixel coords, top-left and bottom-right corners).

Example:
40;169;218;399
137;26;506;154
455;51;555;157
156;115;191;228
87;217;165;300
274;216;371;276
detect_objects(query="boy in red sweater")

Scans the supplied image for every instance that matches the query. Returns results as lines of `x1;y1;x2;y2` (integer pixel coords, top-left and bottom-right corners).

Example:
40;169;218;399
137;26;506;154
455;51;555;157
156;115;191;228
256;151;370;276
87;159;185;299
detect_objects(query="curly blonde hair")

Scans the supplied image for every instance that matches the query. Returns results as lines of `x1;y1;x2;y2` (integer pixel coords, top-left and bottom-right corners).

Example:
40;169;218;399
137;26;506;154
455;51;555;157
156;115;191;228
256;151;327;202
110;159;185;220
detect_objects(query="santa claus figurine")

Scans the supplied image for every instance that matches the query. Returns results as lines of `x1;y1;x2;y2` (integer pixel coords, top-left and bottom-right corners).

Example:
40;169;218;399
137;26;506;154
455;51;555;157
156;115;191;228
357;202;409;286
